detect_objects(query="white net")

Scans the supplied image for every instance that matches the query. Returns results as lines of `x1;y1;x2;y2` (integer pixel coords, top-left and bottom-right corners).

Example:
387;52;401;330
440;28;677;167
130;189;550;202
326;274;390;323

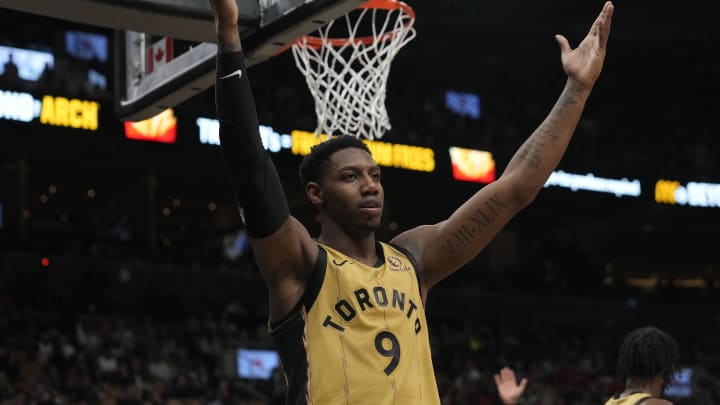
291;1;415;140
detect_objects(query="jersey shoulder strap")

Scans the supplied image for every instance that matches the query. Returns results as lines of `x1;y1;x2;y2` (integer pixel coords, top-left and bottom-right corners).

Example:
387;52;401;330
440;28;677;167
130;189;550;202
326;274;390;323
635;395;653;405
604;392;653;405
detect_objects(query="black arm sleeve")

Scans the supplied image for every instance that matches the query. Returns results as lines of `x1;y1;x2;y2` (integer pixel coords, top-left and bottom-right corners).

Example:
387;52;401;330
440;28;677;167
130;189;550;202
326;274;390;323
215;51;289;238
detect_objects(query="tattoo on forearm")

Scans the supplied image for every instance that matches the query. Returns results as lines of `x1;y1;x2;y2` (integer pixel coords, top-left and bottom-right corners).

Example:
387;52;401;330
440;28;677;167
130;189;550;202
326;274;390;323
516;138;544;169
559;89;580;109
517;82;583;169
441;194;506;256
517;114;560;169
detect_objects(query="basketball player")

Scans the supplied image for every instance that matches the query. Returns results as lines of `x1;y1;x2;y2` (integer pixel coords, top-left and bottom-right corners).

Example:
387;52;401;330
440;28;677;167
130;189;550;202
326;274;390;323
208;0;614;402
604;327;680;405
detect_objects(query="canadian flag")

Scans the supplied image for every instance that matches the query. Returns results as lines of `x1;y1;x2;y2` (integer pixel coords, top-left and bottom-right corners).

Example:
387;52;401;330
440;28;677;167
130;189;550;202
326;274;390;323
146;37;173;74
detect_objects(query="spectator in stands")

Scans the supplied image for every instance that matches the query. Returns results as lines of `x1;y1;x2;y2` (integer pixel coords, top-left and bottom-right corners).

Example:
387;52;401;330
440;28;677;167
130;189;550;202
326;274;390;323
495;366;528;405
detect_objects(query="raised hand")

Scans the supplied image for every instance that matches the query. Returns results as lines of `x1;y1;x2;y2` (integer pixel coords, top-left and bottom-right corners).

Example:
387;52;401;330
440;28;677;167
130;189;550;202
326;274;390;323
208;0;242;51
555;1;614;90
494;367;528;405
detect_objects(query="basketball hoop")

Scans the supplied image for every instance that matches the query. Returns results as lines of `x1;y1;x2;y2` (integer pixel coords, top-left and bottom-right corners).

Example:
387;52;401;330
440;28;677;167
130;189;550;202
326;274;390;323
291;0;416;140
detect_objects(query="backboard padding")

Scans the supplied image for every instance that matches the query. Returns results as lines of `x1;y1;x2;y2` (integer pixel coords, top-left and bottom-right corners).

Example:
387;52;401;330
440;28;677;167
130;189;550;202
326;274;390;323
0;0;365;121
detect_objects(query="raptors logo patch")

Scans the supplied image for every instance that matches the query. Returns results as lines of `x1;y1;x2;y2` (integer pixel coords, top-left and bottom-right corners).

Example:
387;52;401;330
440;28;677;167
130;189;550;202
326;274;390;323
387;256;411;272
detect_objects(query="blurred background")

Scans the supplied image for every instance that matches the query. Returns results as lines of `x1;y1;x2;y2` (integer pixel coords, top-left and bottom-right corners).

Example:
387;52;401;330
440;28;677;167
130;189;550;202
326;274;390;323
0;0;719;404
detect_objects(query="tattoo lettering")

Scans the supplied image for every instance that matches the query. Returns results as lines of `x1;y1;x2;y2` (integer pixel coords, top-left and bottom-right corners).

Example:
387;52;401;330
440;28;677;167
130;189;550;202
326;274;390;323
557;81;585;112
568;81;584;99
517;82;583;168
441;194;507;256
454;225;474;246
538;115;560;142
440;238;456;256
517;139;543;169
559;92;579;109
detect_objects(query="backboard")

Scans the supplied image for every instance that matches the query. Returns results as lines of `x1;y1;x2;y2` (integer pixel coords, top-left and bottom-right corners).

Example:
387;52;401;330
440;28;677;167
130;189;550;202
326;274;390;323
0;0;365;121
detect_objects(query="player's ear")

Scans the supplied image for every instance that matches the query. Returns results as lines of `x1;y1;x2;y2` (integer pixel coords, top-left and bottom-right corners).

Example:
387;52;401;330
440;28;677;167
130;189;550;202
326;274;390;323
306;181;324;207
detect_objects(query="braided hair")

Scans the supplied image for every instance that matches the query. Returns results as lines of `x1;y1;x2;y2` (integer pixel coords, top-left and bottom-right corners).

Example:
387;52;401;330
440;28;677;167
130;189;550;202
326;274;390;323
616;326;680;391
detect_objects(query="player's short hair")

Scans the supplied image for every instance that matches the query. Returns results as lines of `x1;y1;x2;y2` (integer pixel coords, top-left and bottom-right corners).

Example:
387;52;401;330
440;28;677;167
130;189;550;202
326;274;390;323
299;135;372;186
616;326;679;390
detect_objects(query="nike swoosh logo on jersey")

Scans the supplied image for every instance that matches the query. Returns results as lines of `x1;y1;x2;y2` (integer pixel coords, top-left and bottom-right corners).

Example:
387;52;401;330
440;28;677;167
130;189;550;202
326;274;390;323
219;69;243;80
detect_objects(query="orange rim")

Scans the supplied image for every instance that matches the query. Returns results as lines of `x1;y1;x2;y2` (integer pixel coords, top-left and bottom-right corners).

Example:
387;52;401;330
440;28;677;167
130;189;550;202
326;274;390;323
296;0;415;50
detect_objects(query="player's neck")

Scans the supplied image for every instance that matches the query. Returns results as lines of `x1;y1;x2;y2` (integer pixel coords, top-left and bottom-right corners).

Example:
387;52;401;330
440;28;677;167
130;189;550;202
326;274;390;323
624;376;663;398
318;224;378;266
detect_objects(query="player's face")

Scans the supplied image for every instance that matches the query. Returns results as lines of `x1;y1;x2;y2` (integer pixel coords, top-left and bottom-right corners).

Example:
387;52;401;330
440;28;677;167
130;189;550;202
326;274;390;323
320;148;384;231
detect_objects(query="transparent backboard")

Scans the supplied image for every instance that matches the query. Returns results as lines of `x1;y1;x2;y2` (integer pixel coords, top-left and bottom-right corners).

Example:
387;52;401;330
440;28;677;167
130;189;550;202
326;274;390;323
0;0;365;121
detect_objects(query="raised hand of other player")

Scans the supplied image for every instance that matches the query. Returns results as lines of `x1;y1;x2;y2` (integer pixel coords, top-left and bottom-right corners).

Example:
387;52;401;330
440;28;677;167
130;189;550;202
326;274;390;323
555;1;614;90
494;367;528;405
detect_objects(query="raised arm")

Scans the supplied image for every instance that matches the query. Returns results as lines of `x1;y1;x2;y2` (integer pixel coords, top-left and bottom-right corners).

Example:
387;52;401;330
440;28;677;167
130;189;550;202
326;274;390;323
210;0;318;320
391;2;614;291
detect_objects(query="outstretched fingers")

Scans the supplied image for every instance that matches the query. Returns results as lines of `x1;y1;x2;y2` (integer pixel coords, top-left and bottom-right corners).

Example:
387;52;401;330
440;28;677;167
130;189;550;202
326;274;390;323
578;1;613;53
598;1;614;49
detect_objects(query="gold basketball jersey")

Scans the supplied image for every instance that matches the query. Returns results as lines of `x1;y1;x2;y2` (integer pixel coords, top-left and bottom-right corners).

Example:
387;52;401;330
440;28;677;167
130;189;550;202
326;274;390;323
604;392;653;405
270;242;440;405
